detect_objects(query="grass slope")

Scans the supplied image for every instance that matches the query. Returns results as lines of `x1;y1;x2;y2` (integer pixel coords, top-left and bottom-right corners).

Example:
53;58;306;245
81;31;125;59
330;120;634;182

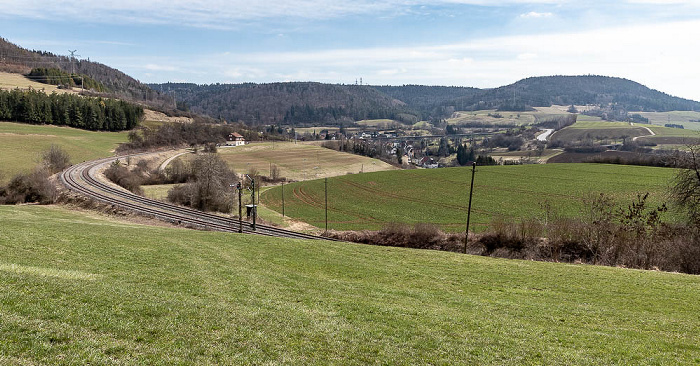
0;122;127;183
0;72;75;94
209;141;397;181
261;164;676;232
551;121;648;144
0;205;699;364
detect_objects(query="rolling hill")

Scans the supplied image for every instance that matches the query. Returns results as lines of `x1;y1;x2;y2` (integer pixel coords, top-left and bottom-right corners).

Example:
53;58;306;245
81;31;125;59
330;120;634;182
151;76;700;126
0;37;170;108
448;75;700;112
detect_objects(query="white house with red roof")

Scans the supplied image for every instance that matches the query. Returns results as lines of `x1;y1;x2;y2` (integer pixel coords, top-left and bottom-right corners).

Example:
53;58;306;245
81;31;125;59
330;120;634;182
226;132;246;146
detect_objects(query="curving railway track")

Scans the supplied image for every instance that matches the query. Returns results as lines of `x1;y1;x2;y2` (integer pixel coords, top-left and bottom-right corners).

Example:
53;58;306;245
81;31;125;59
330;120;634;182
59;153;333;241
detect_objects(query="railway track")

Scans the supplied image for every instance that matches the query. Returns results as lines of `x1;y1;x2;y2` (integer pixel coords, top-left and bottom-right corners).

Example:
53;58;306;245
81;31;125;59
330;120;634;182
59;153;333;241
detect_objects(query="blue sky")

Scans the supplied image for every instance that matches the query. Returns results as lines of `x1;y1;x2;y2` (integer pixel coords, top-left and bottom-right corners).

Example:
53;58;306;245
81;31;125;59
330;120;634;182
1;0;699;101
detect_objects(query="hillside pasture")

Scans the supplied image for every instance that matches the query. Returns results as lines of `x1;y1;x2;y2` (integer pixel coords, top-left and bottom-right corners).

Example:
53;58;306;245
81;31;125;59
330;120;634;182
0;205;698;364
633;111;700;130
0;122;127;183
447;106;582;127
0;71;75;94
550;121;649;144
490;148;563;163
261;164;675;232
192;141;397;181
634;125;700;147
447;110;535;126
356;119;397;127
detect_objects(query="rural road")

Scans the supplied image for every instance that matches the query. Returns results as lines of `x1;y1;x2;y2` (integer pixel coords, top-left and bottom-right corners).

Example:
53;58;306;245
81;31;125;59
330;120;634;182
59;152;332;241
158;150;189;172
631;123;656;141
537;129;555;142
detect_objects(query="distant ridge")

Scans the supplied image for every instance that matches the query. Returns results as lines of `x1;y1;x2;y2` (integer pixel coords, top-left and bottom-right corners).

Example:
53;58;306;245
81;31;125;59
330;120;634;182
447;75;700;112
152;75;700;125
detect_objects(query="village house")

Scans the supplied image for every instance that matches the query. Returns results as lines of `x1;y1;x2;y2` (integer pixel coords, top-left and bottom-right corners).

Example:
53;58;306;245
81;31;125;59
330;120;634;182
226;132;246;146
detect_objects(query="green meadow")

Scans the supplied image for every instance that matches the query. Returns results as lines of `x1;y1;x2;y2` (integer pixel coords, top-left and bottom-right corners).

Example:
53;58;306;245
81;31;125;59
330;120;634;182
0;122;127;183
261;163;676;232
0;205;698;364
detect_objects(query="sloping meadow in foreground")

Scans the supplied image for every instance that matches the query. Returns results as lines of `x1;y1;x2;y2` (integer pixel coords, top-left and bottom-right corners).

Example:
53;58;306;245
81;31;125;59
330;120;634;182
0;206;698;364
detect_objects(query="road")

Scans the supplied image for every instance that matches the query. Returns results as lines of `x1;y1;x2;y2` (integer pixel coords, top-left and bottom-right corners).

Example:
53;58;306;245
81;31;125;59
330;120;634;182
59;152;333;241
537;128;555;142
631;123;656;141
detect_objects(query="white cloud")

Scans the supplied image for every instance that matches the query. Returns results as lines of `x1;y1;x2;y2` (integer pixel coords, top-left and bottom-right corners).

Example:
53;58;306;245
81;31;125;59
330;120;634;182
0;0;567;28
516;53;538;60
519;11;554;18
181;19;700;101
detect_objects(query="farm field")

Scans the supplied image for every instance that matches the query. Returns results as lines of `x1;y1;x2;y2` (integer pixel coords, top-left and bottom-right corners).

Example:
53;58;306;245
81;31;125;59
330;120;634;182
635;125;700;146
1;205;698;364
490;148;563;163
550;120;648;144
634;111;700;130
447;106;580;127
355;119;399;128
0;71;75;94
0;122;127;183
447;110;536;125
261;163;676;232
189;141;398;181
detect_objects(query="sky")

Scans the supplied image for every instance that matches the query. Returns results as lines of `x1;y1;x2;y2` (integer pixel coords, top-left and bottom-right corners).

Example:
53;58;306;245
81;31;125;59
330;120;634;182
1;0;699;101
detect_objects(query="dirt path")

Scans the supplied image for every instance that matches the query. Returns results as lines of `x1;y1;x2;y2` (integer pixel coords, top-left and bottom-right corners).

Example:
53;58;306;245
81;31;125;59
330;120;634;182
631;123;656;141
158;150;189;171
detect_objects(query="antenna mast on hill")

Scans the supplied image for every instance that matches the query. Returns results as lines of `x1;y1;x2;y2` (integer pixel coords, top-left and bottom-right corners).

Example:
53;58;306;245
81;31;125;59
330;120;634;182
68;49;80;76
68;50;83;92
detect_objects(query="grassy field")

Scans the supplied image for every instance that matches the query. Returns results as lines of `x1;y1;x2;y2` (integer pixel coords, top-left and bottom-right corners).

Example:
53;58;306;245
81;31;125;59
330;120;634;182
447;110;536;125
0;72;76;94
634;111;700;130
1;205;698;364
550;121;648;144
490;148;563;163
355;119;400;128
0;122;127;183
261;164;676;232
447;107;580;127
190;141;398;181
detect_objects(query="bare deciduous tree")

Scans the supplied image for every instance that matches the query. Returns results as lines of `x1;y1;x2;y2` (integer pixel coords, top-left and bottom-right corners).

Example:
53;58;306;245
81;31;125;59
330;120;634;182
42;144;71;174
168;153;237;212
671;144;700;226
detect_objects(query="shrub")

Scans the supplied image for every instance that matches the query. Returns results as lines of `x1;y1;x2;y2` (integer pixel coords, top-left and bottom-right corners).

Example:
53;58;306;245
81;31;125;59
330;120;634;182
104;162;143;195
1;168;56;204
41;145;71;174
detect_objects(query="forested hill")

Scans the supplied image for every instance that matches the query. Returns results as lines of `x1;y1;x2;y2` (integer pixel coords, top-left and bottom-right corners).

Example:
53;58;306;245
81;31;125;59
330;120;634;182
372;85;481;109
151;82;421;126
0;37;170;107
447;75;700;112
153;76;700;126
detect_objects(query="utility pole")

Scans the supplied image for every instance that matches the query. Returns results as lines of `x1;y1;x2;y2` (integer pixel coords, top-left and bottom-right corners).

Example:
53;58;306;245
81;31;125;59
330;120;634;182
237;182;243;233
281;181;285;217
324;177;328;233
465;162;476;254
251;178;256;231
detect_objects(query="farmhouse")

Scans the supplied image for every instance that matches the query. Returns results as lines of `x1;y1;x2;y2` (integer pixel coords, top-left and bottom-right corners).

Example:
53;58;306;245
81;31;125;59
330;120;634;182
226;132;246;146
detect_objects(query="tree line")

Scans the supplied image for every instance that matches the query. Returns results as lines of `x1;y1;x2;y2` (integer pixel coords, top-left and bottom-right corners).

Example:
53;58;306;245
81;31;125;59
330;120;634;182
28;67;106;92
0;89;143;131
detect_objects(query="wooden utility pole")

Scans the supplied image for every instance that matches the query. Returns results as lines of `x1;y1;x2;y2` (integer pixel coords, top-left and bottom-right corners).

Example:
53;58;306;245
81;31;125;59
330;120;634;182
325;177;328;233
237;182;242;233
465;162;476;254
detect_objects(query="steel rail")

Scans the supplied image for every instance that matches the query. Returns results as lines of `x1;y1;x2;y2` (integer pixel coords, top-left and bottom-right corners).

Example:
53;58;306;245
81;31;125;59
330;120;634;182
59;154;333;241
